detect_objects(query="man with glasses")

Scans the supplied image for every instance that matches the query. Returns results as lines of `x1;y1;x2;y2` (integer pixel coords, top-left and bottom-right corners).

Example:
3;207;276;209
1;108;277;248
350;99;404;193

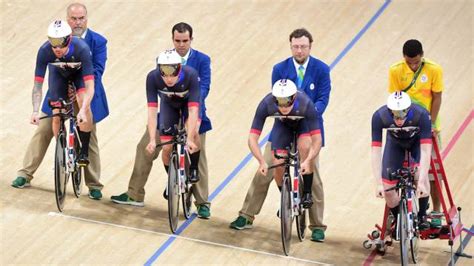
12;3;109;201
371;91;432;231
111;23;213;219
230;28;331;243
388;39;444;227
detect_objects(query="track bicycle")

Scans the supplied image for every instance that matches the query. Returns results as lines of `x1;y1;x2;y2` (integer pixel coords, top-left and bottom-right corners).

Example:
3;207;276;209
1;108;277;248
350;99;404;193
40;94;84;212
268;115;308;256
157;113;194;233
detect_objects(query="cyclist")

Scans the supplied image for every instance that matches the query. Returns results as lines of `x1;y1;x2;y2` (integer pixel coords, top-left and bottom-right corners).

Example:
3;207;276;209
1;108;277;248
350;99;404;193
248;79;322;210
32;20;94;165
145;49;200;183
371;91;432;230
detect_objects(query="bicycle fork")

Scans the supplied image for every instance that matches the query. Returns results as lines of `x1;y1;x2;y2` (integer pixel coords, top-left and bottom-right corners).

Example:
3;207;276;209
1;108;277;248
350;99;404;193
292;167;301;216
178;143;186;194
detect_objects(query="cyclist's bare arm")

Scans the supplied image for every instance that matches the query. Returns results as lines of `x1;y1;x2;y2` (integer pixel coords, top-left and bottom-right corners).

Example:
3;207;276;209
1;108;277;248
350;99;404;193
371;146;383;198
31;81;44;124
80;79;94;110
146;106;158;154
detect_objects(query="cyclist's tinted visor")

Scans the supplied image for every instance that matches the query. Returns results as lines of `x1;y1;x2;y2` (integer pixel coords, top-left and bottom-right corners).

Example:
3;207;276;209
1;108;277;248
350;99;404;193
48;35;71;48
274;95;296;107
391;108;410;120
159;64;181;77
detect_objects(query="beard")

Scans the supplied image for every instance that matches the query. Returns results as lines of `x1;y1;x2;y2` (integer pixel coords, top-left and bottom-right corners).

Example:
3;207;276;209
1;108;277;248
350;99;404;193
72;27;85;37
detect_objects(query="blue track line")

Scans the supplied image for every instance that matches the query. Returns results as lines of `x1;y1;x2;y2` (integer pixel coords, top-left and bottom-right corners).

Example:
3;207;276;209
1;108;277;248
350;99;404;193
145;1;392;264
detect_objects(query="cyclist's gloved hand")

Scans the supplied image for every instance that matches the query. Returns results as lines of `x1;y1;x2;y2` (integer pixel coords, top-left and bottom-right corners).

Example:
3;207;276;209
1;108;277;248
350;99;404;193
30;111;40;125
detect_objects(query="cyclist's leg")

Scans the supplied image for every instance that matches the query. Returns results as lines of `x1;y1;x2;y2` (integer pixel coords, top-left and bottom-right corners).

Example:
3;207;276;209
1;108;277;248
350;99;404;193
73;76;92;162
159;101;179;172
296;120;315;202
183;106;201;179
270;120;293;188
382;137;406;209
17;114;54;182
297;134;314;208
124;127;162;202
48;68;69;136
411;140;430;228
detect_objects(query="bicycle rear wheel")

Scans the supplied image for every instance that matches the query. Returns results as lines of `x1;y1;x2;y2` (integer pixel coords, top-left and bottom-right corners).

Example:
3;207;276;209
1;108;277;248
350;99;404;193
168;153;180;233
280;175;293;256
296;175;307;241
399;199;409;266
54;132;68;212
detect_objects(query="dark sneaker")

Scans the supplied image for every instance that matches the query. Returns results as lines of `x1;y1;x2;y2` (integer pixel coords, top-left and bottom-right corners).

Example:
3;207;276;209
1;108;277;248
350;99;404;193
430;211;442;228
311;228;325;242
111;192;144;207
189;169;200;183
197;205;211;219
77;154;90;167
229;216;253;230
88;189;102;200
301;192;313;208
12;176;30;188
419;220;430;231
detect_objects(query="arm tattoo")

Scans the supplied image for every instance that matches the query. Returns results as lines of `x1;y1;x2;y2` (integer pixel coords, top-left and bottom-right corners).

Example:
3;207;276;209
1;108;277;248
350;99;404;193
32;81;43;112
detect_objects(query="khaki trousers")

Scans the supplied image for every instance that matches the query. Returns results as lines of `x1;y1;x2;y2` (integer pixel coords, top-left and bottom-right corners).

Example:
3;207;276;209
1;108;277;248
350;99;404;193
127;127;209;207
239;142;327;231
17;113;103;190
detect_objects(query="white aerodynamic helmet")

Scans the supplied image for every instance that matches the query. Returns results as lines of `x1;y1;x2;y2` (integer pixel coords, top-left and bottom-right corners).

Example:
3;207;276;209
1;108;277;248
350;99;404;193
387;91;411;119
272;79;297;107
47;20;72;48
156;49;182;76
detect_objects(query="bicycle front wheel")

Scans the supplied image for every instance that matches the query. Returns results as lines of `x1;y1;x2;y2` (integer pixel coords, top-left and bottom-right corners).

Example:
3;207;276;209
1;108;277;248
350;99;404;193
182;184;193;219
399;199;409;266
281;175;293;256
168;153;180;233
72;132;83;197
296;175;307;241
54;132;68;212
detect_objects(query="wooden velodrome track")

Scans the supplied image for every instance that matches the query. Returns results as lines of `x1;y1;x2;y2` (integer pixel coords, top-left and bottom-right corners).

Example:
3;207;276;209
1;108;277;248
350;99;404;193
1;0;472;265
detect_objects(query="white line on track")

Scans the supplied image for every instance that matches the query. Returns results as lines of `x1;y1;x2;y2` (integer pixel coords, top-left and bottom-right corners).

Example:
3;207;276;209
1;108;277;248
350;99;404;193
48;211;331;265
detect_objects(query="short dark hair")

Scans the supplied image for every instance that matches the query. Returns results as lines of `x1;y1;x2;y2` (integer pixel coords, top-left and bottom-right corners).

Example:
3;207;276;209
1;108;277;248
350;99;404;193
403;39;423;57
289;28;313;43
172;22;193;38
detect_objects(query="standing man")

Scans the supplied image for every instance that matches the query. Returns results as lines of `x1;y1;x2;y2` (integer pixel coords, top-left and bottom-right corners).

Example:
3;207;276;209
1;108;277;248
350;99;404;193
111;22;213;219
388;39;443;227
230;28;331;243
11;3;109;200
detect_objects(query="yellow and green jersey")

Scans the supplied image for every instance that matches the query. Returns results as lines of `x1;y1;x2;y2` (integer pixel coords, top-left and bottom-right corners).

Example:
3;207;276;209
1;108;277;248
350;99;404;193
388;58;444;130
